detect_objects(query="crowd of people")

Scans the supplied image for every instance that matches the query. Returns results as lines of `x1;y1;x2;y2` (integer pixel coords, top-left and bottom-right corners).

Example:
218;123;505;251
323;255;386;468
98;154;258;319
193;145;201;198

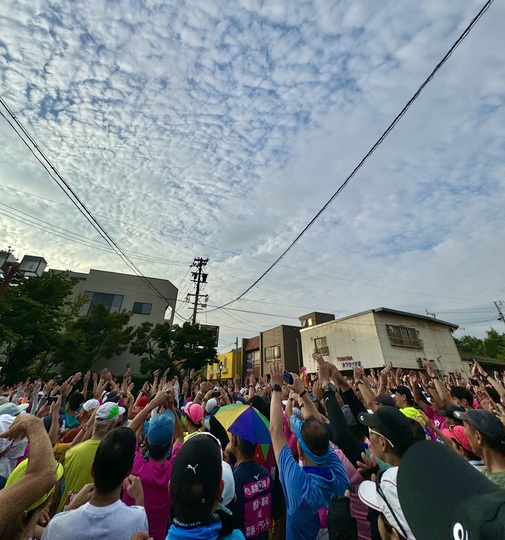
1;354;505;539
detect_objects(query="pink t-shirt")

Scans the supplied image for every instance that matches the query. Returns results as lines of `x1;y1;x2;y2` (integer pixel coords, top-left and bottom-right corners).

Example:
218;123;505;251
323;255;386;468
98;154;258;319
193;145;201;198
424;406;447;439
122;443;182;540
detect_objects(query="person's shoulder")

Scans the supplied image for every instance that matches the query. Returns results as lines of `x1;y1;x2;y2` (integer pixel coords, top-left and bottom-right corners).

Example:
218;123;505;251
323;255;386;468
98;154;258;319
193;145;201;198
223;529;246;540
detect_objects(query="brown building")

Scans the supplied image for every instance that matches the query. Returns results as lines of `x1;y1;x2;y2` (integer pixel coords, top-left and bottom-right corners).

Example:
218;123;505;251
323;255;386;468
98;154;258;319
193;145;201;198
260;325;302;378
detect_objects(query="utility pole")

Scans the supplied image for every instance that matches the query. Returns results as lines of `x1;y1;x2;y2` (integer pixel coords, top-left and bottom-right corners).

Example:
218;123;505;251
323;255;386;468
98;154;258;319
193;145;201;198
235;337;239;380
186;257;209;325
494;301;505;328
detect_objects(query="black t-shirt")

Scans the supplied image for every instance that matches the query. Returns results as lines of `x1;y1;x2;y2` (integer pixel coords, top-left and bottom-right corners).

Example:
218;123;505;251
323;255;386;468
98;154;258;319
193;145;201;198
233;460;272;539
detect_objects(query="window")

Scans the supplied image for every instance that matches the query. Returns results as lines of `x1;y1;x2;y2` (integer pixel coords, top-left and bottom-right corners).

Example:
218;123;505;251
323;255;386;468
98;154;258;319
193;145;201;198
314;337;329;356
264;345;281;362
132;302;152;315
79;291;124;316
386;325;423;349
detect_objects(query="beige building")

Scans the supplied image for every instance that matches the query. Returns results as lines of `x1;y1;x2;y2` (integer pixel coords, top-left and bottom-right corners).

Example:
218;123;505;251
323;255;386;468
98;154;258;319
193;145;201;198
300;307;465;375
65;268;178;374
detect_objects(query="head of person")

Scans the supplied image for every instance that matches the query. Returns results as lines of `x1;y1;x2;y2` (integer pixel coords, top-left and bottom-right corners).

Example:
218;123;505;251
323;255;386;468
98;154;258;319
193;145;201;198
170;433;224;524
436;404;465;427
146;409;175;460
248;395;270;420
455;409;505;459
92;427;136;495
183;402;203;430
231;434;256;461
93;402;126;438
450;386;474;409
441;425;481;462
374;394;397;408
393;386;414;409
290;415;331;466
358;407;416;465
67;392;85;414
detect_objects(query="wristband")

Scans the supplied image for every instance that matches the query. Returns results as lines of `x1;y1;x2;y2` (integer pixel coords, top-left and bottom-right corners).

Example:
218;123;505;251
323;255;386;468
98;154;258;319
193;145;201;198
299;389;307;398
273;384;282;392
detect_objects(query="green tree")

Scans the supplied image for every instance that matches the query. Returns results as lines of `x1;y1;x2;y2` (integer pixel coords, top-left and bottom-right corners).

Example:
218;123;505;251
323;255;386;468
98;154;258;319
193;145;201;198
0;272;75;382
130;321;217;375
53;303;134;376
455;329;505;362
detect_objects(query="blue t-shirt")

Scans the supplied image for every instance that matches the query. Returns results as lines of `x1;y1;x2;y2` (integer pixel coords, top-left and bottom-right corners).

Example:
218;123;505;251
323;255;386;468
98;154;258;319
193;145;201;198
278;445;349;540
166;518;245;540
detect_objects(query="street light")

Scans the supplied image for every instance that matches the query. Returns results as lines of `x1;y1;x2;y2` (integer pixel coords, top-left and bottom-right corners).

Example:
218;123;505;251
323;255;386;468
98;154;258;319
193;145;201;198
218;361;224;377
0;250;47;298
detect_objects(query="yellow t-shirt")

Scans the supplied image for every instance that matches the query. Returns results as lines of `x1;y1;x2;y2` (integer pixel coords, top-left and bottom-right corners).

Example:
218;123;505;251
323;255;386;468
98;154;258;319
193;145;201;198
58;439;101;511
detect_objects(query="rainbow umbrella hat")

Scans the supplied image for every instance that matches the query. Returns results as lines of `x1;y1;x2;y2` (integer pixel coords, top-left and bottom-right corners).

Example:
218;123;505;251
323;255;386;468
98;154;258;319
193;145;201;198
214;403;271;444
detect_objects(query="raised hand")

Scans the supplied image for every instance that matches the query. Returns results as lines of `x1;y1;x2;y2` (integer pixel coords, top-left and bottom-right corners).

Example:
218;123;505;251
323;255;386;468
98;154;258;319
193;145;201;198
356;451;378;476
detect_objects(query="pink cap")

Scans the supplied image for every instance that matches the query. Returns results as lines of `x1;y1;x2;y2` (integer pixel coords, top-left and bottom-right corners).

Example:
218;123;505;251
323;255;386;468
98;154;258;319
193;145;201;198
442;426;473;454
183;402;203;425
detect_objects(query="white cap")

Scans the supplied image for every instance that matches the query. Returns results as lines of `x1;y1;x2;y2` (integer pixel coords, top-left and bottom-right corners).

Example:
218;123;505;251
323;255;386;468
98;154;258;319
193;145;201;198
82;399;100;412
221;461;235;507
205;398;218;414
358;467;415;539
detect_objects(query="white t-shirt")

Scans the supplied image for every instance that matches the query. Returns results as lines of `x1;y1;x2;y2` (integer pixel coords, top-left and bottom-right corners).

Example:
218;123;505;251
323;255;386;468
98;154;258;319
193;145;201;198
42;499;148;540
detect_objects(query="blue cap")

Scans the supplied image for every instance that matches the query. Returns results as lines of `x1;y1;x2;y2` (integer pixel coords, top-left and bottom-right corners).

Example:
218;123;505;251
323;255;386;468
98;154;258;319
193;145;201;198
148;409;175;447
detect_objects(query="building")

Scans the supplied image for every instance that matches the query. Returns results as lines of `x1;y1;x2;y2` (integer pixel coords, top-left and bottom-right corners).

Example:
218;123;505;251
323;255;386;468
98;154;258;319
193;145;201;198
300;307;465;375
259;325;302;378
64;268;178;374
242;336;260;378
207;349;242;381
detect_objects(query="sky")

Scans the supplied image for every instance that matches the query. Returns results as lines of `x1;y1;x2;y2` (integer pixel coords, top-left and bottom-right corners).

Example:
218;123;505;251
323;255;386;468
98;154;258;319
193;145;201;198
1;0;504;354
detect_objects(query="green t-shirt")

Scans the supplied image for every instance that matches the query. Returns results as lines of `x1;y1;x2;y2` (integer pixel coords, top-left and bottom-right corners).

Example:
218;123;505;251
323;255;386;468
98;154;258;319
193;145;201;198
58;438;101;511
481;468;505;490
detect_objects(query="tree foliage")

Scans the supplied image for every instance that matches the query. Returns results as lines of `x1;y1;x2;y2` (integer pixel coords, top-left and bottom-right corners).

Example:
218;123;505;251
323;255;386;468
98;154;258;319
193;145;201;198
130;321;217;375
0;272;76;382
455;329;505;362
0;272;134;381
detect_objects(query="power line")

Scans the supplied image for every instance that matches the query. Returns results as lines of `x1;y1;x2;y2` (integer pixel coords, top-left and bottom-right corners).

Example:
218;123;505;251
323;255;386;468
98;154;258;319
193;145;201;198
0;105;178;308
212;0;494;310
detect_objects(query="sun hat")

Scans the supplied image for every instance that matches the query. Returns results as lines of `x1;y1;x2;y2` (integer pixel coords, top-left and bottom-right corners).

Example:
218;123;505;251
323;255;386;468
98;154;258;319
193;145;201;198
0;402;29;416
6;458;64;513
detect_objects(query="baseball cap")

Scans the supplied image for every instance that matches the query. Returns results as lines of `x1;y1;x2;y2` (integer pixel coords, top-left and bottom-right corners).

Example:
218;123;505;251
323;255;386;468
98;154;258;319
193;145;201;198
95;402;125;424
454;409;505;452
0;402;29;416
136;396;149;409
148;409;175;447
397;440;505;540
358;407;415;448
6;458;64;512
374;394;397;407
103;390;120;403
183;402;203;426
220;460;235;507
441;426;473;454
171;432;223;522
205;398;219;414
436;404;466;422
0;396;9;406
82;399;100;412
393;385;414;403
358;467;414;539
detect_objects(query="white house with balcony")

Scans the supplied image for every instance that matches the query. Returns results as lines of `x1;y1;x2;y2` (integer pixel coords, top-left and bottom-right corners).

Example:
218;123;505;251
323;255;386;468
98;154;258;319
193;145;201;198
300;307;465;375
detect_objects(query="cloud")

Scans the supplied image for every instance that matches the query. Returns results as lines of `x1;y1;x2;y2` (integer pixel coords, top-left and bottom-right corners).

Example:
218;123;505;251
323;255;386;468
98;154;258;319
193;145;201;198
1;0;504;351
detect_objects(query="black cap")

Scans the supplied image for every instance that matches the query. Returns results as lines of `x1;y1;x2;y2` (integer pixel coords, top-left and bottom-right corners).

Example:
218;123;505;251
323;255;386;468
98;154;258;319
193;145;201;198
170;433;222;523
393;385;414;404
436;404;466;422
358;407;414;447
374;394;397;408
454;409;505;452
104;390;120;403
398;440;505;540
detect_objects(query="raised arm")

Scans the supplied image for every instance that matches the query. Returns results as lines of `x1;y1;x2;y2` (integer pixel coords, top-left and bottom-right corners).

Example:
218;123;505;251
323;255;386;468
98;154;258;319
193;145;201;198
0;415;57;532
269;361;288;462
